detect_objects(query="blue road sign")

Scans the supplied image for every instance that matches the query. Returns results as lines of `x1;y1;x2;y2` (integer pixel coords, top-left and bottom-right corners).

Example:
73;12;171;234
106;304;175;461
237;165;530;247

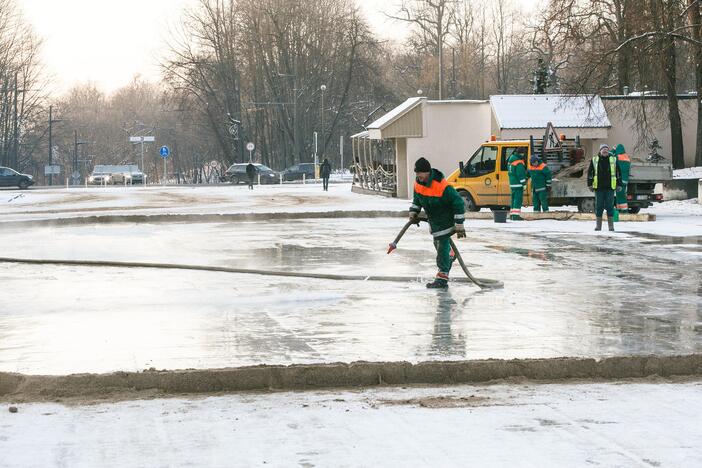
160;146;170;158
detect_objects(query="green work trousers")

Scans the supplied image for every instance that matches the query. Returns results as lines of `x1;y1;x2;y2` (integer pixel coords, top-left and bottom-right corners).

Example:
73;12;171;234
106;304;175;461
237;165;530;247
510;187;524;214
616;183;628;211
595;189;615;218
434;237;455;276
533;189;549;212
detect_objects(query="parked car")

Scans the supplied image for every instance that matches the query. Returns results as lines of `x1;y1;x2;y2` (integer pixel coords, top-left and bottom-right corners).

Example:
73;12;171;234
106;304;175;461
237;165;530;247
88;165;114;185
225;163;279;184
89;164;146;185
126;165;146;184
281;163;316;181
0;166;34;189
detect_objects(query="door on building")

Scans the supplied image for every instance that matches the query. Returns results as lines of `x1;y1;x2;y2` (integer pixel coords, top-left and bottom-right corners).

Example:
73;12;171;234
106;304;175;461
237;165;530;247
500;145;531;207
458;144;500;207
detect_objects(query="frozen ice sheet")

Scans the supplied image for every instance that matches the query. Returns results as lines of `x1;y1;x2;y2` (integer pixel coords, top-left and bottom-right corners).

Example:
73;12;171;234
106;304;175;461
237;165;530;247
0;218;700;375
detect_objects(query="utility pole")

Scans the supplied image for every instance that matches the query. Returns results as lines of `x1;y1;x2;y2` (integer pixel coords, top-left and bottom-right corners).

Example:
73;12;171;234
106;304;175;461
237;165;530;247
48;105;53;185
47;106;62;186
73;130;88;185
11;72;19;169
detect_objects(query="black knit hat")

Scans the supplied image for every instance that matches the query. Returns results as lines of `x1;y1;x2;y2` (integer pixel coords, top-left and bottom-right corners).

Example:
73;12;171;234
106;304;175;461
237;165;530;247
414;157;431;173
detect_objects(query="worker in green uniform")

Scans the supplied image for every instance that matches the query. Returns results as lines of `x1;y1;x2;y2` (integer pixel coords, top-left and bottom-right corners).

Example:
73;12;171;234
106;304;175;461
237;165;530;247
614;144;631;212
507;148;528;220
529;155;552;212
409;157;466;289
587;144;622;231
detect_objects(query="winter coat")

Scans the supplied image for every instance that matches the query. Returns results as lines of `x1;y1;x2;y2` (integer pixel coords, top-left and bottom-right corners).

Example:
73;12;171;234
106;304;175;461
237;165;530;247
528;163;552;191
320;160;332;178
409;169;465;239
507;153;528;188
587;154;622;191
246;163;257;179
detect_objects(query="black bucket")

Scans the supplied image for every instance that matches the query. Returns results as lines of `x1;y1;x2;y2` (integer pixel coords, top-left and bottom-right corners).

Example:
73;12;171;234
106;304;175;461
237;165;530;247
493;210;508;223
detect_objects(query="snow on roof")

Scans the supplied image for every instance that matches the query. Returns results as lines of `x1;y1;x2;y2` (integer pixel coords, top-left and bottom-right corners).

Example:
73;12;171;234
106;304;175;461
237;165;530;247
367;97;424;130
673;167;702;179
490;95;611;129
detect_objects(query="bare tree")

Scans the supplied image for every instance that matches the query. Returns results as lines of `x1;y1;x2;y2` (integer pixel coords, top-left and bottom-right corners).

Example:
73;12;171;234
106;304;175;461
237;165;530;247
0;0;47;173
387;0;456;99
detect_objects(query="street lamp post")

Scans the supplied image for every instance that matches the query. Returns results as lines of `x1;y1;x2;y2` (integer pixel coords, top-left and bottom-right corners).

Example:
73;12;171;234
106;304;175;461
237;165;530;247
47;105;62;186
320;84;326;159
319;84;326;179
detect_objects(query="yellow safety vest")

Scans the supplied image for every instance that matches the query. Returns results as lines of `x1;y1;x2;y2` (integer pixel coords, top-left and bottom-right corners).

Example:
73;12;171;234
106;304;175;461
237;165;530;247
592;155;617;190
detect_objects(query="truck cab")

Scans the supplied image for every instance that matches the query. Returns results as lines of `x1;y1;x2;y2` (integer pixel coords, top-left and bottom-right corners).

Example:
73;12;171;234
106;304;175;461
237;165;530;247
447;139;532;211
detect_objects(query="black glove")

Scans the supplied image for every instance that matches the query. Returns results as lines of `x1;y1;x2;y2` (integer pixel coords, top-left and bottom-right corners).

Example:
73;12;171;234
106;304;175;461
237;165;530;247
546;186;552;193
588;186;594;193
409;212;419;224
616;185;623;193
455;224;466;239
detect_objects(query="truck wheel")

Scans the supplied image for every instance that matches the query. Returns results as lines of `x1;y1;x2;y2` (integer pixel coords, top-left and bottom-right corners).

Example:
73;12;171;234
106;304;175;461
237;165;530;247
577;198;595;213
231;176;240;184
628;206;641;214
18;181;29;190
460;192;480;212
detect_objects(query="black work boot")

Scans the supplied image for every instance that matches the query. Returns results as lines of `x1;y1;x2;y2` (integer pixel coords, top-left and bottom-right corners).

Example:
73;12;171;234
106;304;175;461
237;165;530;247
595;217;603;231
426;279;449;289
608;218;615;232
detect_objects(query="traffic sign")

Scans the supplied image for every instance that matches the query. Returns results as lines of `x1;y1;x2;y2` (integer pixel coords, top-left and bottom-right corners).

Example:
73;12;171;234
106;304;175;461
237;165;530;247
130;136;155;143
44;165;61;176
159;146;170;158
246;142;255;152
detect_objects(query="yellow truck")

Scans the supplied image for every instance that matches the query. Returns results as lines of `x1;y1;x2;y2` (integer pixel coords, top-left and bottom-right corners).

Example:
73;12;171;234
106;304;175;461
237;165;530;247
445;135;671;213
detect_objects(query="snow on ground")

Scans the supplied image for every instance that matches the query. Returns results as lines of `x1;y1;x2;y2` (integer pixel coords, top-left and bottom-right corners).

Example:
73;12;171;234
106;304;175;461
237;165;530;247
0;183;408;222
3;381;702;467
1;183;701;238
674;166;702;179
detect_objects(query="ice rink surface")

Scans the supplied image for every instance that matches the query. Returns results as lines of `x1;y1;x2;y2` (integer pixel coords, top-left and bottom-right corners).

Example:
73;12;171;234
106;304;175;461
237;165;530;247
0;184;700;374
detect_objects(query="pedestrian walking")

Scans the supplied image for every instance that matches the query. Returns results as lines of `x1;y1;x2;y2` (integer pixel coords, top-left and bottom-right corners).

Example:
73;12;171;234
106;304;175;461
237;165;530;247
246;162;257;190
614;144;631;213
507;148;528;220
528;155;552;212
320;158;331;191
587;144;622;231
409;157;466;289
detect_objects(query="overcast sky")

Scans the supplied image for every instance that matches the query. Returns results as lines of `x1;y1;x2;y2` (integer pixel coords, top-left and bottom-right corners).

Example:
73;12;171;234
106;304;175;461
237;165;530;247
19;0;534;96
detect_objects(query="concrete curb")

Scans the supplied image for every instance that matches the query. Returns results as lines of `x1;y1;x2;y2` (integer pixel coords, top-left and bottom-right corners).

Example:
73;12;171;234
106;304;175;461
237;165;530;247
2;355;700;402
2;210;653;227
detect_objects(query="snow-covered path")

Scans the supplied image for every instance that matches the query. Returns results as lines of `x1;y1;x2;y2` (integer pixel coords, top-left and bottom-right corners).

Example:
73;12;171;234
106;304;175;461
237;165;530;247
3;381;702;468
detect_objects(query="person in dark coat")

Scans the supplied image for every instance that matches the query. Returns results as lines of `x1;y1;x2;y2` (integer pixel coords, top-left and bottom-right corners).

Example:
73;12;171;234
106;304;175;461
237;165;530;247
246;162;257;190
320;158;332;191
587;144;622;231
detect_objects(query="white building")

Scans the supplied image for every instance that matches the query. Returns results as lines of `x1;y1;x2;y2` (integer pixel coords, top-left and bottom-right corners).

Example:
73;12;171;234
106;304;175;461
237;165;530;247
351;94;698;199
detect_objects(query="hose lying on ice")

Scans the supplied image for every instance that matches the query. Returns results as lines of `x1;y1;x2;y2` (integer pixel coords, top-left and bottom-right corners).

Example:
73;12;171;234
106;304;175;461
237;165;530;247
387;220;504;289
0;257;478;284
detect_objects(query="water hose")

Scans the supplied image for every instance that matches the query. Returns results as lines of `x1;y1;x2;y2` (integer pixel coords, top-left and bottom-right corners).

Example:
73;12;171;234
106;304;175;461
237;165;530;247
387;220;503;289
0;257;476;284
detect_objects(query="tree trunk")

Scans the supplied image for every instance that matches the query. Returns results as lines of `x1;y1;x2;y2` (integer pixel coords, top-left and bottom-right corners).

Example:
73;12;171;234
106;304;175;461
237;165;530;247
688;0;702;167
656;0;685;169
662;42;684;168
